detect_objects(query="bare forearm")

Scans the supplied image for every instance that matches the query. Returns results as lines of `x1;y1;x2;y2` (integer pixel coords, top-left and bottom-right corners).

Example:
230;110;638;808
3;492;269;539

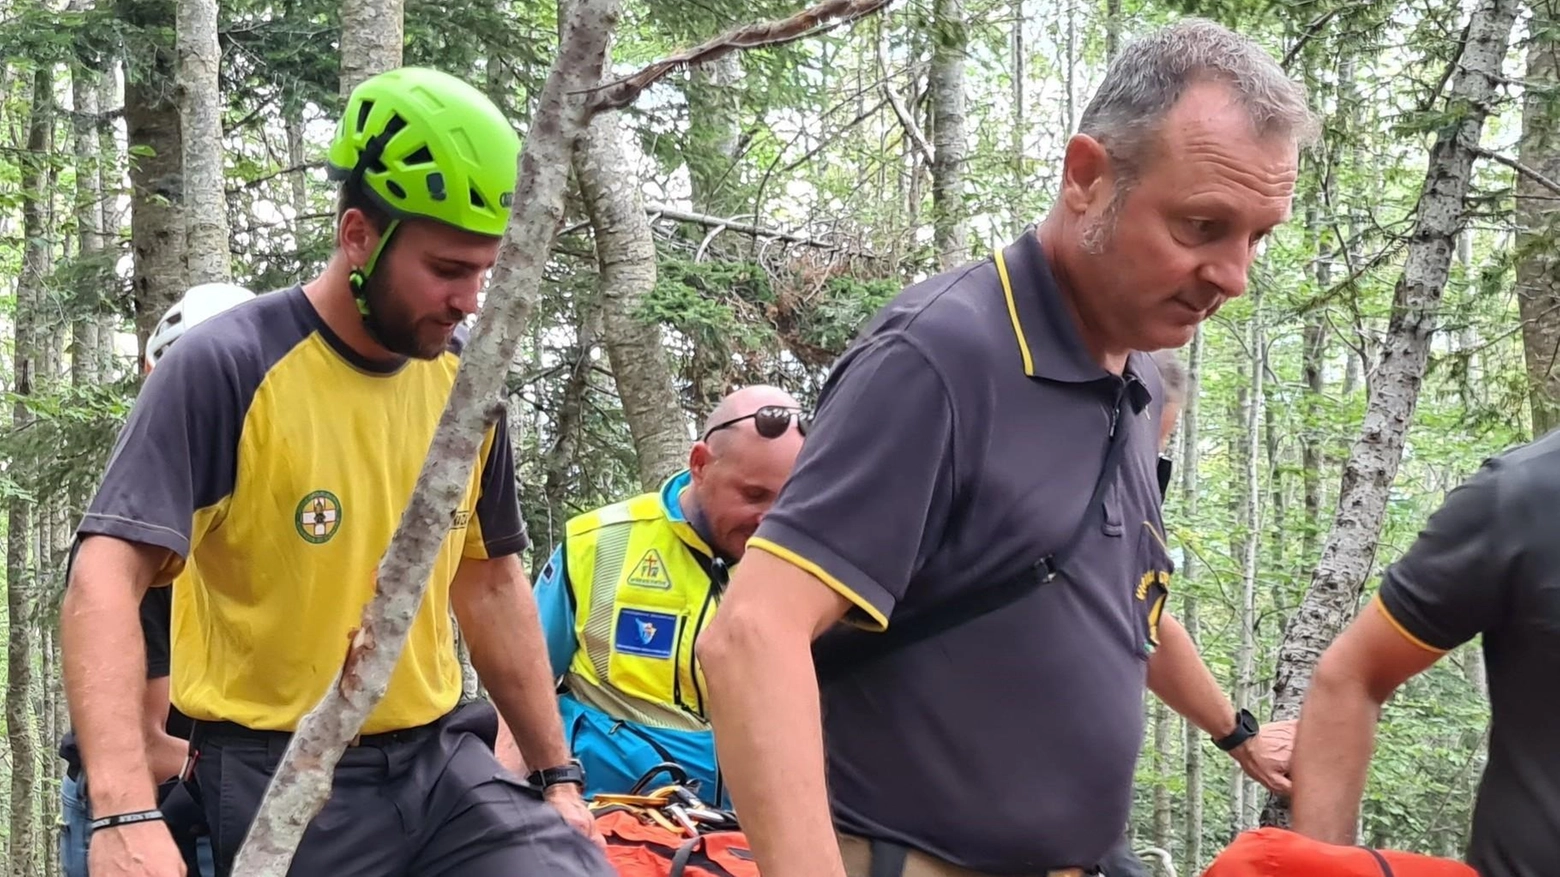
61;541;158;813
493;714;527;776
702;620;845;877
454;560;572;771
1291;670;1382;844
1147;614;1236;737
142;677;186;784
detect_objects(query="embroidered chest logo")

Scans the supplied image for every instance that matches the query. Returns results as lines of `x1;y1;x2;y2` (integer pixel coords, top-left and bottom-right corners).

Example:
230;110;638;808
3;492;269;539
626;548;671;590
295;491;342;544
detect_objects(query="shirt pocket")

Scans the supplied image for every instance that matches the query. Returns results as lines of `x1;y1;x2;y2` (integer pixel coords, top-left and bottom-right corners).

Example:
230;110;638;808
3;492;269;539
1132;520;1173;657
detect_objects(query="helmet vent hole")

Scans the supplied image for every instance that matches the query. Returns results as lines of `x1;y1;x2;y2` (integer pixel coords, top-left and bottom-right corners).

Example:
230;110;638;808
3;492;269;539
356;101;374;133
427;172;447;201
385;180;408;200
469;188;486;209
382;113;408;139
405;145;435;166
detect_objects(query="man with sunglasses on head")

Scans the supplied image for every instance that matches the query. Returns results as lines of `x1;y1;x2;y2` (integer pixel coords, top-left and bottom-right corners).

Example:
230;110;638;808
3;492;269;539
532;385;807;802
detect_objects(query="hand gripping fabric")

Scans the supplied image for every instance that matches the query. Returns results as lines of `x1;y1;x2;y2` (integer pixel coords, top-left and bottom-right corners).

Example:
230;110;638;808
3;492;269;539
1201;828;1478;877
327;66;521;238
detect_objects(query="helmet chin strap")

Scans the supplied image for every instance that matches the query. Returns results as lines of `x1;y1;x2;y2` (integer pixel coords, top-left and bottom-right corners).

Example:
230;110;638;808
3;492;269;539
348;218;401;350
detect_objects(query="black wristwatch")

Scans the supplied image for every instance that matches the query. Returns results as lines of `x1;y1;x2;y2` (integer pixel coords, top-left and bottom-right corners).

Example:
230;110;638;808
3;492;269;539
1213;708;1260;752
527;760;586;791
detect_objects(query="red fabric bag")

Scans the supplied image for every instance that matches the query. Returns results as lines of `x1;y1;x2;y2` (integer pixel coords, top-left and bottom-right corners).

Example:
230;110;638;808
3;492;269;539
595;807;759;877
1202;828;1478;877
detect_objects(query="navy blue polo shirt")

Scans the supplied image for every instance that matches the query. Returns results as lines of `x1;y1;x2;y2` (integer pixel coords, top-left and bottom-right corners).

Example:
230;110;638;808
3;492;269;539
748;228;1170;871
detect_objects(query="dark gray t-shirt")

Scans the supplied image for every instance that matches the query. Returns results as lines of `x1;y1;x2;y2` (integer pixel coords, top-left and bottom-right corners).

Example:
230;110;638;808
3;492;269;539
1378;431;1560;877
750;230;1170;871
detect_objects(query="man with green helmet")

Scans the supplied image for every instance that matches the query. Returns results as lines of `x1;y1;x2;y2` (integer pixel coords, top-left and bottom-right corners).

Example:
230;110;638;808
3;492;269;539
61;66;613;877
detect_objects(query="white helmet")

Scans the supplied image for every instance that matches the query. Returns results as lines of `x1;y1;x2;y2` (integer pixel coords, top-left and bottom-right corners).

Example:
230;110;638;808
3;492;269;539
145;282;257;371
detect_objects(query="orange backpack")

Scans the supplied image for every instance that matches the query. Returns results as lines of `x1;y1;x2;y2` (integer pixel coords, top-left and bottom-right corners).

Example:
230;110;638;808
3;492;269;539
594;807;758;877
589;764;758;877
1202;828;1478;876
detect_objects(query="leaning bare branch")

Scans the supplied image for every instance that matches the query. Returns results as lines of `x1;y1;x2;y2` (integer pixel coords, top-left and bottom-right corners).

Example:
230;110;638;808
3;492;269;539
1474;145;1560;198
645;201;877;256
587;0;895;112
877;36;933;165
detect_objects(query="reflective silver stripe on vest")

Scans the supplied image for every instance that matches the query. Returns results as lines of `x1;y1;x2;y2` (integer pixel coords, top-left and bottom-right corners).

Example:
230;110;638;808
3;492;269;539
585;523;631;683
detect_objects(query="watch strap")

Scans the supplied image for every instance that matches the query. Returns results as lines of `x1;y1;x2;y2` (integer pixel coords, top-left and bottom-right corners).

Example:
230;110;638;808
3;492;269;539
528;761;586;790
1214;708;1259;752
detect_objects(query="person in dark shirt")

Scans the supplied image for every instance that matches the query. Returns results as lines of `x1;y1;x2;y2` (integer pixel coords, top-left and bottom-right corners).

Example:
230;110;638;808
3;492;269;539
57;282;255;877
697;20;1315;876
1292;430;1560;877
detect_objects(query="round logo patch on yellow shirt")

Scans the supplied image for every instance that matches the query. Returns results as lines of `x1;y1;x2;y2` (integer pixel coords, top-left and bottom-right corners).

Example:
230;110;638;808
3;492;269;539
296;490;342;544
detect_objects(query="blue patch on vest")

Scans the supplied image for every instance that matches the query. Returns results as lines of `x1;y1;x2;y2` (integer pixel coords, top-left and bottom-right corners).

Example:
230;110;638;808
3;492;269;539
614;609;677;659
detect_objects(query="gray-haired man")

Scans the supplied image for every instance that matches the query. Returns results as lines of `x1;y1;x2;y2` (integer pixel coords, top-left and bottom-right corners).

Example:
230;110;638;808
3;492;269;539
698;18;1316;877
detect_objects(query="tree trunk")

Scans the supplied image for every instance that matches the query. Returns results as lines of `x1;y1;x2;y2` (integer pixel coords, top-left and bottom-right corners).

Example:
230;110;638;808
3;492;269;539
286;105;308;220
121;0;187;348
1151;699;1173;852
1264;0;1519;826
97;66;123;369
1180;325;1205;871
1105;0;1121;61
541;305;600;536
575;111;688;488
1009;0;1023;228
1516;0;1560;437
1301;261;1325;569
178;0;232;283
1233;291;1264;833
339;0;403;97
229;0;623;870
1064;0;1076;133
1264;383;1284;571
684;57;743;218
8;65;50;877
71;6;109;386
929;0;967;269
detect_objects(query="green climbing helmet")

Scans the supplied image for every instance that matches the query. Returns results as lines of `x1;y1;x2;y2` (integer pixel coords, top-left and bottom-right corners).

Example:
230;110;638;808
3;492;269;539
327;66;521;238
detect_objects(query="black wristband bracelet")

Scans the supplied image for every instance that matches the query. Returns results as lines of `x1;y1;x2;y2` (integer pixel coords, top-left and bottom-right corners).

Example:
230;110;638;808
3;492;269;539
89;809;164;833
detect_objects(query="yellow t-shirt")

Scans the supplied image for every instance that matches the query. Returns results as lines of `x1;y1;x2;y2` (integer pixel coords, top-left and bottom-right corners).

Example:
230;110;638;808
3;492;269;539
77;286;527;733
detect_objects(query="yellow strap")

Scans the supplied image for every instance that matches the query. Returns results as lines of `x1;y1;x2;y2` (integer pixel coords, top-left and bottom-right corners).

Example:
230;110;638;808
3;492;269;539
995;249;1035;374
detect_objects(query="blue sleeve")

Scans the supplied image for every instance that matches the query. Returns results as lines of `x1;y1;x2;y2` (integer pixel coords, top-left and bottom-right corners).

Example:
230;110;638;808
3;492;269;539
532;544;577;681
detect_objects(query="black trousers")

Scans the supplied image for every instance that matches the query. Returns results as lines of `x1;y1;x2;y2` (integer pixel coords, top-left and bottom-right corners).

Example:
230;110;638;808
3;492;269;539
191;701;613;877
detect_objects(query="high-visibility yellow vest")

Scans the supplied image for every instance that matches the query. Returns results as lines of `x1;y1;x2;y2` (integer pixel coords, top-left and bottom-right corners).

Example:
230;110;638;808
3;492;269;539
561;478;725;733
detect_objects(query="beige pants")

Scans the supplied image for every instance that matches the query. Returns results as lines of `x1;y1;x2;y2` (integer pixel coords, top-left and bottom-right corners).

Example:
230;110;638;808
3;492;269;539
836;832;1086;877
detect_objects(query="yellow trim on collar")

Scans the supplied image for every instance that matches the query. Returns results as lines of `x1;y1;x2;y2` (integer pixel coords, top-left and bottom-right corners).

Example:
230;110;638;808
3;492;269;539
995;248;1035;376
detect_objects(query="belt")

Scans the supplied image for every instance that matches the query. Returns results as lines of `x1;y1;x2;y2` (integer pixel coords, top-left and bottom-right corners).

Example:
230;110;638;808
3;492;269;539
191;718;442;749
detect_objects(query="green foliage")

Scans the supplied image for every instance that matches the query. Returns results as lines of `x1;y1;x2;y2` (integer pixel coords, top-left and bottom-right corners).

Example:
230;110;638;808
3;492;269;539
1;0;1548;870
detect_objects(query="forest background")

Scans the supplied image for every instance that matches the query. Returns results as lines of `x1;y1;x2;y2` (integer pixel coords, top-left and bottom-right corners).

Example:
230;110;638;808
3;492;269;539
0;0;1551;871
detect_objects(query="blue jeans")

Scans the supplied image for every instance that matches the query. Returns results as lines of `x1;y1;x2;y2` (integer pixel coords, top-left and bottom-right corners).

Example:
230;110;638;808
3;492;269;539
60;772;215;877
60;774;89;877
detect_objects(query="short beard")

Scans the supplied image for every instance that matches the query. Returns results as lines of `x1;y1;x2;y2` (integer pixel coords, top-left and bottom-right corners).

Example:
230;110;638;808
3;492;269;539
360;265;446;360
1079;184;1128;256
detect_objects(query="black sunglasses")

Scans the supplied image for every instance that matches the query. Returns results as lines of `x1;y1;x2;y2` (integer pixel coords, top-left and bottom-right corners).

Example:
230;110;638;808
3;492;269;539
701;405;811;442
